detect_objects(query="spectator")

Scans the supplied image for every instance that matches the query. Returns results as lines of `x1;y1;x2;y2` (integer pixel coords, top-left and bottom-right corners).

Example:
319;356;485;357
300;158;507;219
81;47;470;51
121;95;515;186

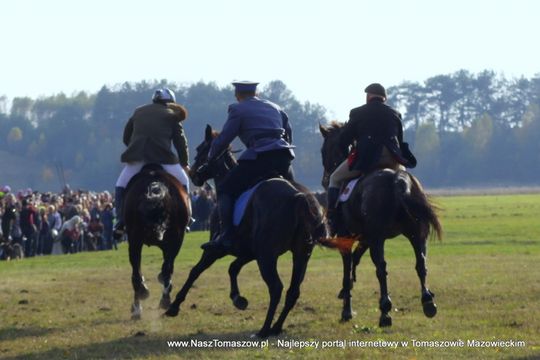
86;215;104;251
19;198;38;257
37;207;50;255
1;194;17;240
59;215;82;254
101;203;115;250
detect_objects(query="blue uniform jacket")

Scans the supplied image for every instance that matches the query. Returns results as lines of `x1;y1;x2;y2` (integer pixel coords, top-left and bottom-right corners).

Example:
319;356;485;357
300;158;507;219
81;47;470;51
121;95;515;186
209;96;295;161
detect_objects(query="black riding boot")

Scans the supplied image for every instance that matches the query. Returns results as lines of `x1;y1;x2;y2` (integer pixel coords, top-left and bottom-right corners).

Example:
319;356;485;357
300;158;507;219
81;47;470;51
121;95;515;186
326;187;340;236
113;187;125;240
201;194;234;252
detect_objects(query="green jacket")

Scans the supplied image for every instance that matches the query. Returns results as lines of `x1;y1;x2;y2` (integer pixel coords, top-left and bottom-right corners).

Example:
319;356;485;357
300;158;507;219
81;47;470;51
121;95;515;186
120;103;189;166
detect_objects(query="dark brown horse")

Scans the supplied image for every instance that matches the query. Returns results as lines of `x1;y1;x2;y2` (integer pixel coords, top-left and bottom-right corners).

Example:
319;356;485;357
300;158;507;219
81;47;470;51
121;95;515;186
124;164;190;319
165;125;329;338
319;122;442;327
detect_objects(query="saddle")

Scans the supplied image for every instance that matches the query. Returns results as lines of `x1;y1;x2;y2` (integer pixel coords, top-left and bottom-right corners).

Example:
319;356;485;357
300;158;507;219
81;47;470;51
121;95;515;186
127;164;165;189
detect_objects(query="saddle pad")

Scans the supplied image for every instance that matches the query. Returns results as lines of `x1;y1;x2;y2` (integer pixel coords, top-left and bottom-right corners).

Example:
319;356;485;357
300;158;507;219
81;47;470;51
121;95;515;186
233;182;264;226
339;178;360;203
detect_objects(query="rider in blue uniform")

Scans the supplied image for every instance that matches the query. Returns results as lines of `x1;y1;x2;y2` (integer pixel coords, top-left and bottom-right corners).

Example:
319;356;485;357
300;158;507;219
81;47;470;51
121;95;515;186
201;81;295;252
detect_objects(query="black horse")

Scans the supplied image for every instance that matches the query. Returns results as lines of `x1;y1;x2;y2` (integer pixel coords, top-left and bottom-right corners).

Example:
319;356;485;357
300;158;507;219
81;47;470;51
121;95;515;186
124;164;190;319
165;125;328;338
319;123;442;327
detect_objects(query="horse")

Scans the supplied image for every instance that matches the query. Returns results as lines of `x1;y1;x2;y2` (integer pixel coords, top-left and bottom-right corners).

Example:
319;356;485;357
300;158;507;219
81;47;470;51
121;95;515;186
164;124;329;338
124;164;190;319
319;122;442;327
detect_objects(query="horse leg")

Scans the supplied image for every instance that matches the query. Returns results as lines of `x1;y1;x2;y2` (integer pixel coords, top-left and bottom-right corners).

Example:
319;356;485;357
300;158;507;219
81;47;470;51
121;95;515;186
338;251;354;321
270;252;310;336
256;256;283;338
352;244;369;283
164;250;222;317
128;237;148;320
408;235;437;318
158;235;183;310
229;257;253;310
369;239;392;327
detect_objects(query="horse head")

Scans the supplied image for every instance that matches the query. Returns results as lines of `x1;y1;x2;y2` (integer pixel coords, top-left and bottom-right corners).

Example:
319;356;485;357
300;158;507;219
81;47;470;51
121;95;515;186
190;124;237;186
319;122;348;189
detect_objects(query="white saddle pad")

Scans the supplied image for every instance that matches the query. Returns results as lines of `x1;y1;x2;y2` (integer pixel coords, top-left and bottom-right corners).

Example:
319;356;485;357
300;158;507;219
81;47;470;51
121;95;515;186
338;178;360;202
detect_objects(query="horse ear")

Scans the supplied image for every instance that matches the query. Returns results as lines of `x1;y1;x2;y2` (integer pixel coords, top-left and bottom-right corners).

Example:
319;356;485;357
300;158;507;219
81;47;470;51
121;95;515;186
205;124;213;141
319;123;329;138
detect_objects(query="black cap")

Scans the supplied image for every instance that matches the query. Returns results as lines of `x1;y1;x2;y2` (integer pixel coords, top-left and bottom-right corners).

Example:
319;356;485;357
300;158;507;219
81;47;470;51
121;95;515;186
364;83;387;98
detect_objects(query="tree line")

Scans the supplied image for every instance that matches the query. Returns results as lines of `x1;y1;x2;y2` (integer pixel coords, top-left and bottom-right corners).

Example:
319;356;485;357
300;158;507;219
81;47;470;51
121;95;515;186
0;70;539;191
387;70;540;186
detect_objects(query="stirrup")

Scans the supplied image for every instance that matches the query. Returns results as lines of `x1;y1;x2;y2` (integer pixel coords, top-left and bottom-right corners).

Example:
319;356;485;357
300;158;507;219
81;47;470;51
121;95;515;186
186;217;195;233
200;231;232;251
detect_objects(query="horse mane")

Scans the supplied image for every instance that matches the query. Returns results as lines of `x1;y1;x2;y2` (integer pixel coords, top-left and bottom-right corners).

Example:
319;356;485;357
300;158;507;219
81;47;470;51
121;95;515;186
327;120;344;129
208;129;234;152
321;121;345;137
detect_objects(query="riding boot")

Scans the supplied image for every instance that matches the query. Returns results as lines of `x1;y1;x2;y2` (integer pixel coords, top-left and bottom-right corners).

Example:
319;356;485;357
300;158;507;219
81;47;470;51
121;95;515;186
201;194;234;252
113;187;125;240
183;185;195;232
326;187;340;237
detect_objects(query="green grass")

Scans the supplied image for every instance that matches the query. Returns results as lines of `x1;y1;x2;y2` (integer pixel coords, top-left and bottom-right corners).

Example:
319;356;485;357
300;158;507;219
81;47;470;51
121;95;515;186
1;194;539;359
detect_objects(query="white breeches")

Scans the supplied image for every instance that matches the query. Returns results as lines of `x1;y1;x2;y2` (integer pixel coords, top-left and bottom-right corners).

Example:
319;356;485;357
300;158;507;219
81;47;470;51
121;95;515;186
116;162;189;192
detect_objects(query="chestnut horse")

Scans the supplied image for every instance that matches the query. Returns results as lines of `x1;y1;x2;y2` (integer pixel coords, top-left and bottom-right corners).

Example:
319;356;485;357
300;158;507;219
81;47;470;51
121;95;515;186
124;164;189;319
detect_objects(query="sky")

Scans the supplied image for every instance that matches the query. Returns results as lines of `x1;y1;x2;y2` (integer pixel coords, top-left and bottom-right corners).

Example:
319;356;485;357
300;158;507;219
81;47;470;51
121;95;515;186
1;0;539;120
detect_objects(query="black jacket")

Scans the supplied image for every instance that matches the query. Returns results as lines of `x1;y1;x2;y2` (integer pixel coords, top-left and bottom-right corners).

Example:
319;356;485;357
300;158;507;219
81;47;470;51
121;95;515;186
339;98;416;172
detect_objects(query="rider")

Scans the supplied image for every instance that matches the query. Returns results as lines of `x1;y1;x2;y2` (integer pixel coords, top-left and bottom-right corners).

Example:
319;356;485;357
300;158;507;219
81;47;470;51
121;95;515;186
114;88;190;235
200;81;295;252
326;83;417;235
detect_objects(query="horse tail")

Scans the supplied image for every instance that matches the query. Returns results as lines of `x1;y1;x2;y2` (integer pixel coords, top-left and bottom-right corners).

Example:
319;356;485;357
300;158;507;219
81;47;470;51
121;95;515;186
289;186;358;253
395;171;443;240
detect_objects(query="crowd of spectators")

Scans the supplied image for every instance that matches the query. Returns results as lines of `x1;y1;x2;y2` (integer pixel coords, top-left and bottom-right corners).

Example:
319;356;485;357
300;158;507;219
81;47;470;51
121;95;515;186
190;186;216;232
0;185;117;259
0;184;218;260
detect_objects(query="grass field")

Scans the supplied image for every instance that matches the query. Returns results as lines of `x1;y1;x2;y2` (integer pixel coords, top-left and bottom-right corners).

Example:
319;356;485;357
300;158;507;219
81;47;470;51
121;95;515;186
1;194;539;359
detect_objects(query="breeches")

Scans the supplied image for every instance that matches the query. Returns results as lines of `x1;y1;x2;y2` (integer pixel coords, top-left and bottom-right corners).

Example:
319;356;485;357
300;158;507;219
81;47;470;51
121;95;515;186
329;159;362;189
329;147;404;189
116;162;189;191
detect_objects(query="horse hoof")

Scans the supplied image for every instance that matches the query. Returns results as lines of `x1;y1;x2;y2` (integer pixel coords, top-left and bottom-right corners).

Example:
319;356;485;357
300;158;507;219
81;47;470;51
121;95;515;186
269;326;283;336
379;314;392;327
164;306;180;317
422;301;437;318
232;295;248;310
131;313;141;320
341;309;355;321
160;296;171;310
256;330;270;339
